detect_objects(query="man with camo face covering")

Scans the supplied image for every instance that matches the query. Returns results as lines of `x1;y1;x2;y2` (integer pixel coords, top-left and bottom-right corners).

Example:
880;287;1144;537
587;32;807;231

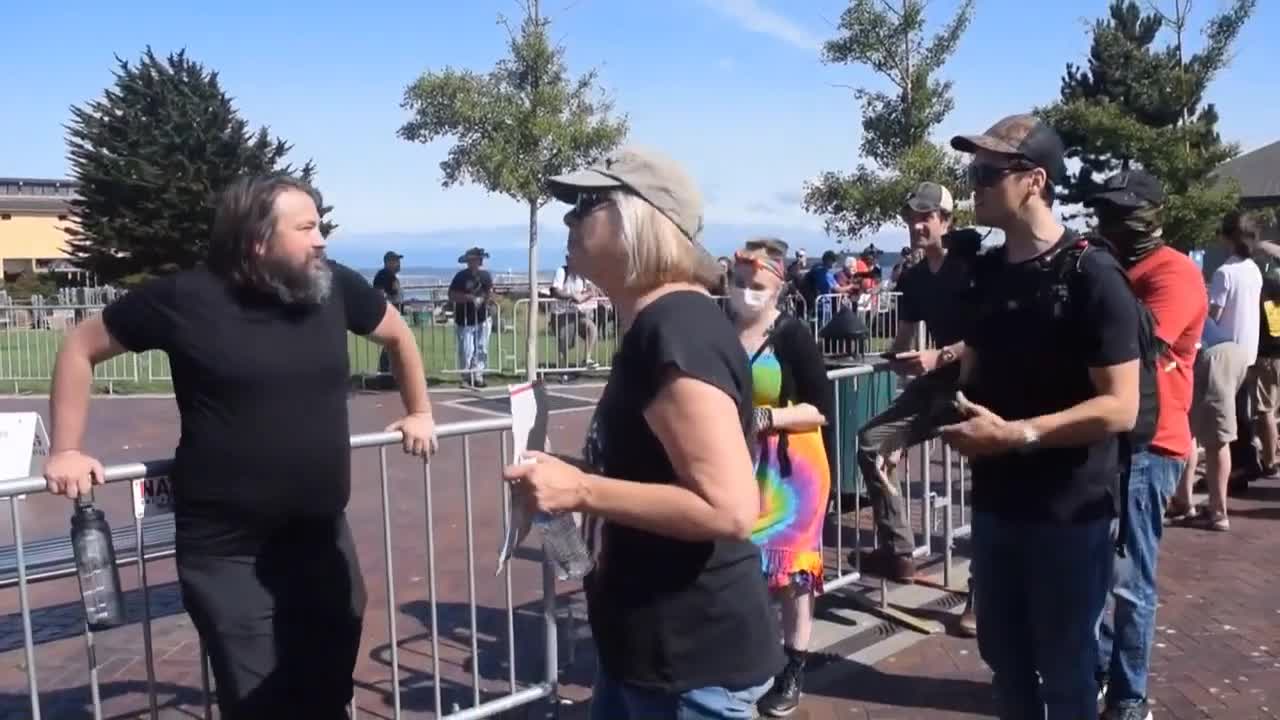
1086;169;1207;720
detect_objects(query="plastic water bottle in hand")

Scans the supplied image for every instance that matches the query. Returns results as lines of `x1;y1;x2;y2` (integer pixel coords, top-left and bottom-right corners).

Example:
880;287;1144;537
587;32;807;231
70;494;127;630
536;511;593;581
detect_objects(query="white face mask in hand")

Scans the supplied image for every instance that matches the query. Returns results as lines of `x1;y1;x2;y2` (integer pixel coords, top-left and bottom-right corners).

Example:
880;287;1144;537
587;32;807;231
729;286;771;318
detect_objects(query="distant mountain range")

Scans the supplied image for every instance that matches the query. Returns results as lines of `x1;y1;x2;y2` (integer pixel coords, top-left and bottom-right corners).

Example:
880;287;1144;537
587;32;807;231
326;223;906;272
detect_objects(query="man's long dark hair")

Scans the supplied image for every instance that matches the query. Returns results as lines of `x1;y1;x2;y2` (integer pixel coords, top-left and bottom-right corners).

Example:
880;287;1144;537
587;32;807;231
208;174;324;288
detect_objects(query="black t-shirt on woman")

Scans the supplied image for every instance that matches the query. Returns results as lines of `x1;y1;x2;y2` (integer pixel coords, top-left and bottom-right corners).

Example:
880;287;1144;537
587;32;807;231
581;290;784;692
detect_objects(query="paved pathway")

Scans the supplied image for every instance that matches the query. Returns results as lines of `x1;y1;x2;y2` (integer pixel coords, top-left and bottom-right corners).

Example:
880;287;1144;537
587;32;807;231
793;474;1280;720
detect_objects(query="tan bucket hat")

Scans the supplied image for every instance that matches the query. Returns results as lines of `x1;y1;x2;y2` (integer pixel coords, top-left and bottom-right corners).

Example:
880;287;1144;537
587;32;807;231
548;146;721;286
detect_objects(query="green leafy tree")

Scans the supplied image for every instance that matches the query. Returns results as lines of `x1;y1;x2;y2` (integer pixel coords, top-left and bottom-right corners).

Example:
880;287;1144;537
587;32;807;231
65;48;334;285
804;0;976;241
399;0;627;379
1041;0;1256;250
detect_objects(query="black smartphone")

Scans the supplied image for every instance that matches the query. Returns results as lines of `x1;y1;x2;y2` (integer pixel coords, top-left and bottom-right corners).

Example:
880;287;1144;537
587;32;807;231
880;351;901;360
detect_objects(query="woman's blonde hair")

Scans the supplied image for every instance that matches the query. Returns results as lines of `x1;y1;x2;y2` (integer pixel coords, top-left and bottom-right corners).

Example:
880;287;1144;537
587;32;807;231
613;190;717;291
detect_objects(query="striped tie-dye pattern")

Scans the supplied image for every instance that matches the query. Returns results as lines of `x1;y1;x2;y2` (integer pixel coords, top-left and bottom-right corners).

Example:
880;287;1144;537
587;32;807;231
747;349;832;591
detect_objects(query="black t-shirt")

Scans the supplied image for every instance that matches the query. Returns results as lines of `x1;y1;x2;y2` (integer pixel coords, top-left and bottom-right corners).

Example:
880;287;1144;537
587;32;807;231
102;262;388;556
965;235;1140;523
896;253;977;348
581;290;783;692
448;268;492;326
372;268;402;310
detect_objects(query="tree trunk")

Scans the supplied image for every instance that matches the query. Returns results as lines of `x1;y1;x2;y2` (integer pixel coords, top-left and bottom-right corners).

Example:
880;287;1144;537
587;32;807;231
526;201;539;382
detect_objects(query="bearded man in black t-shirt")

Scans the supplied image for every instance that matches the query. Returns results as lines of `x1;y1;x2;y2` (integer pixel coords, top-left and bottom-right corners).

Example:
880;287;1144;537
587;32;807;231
43;174;439;719
942;115;1140;719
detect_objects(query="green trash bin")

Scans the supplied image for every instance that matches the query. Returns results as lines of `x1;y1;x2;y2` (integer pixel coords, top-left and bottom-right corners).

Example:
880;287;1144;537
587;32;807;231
832;366;898;496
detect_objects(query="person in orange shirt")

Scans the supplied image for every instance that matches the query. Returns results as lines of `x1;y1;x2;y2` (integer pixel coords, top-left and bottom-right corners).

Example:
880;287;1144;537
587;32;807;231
1086;169;1207;720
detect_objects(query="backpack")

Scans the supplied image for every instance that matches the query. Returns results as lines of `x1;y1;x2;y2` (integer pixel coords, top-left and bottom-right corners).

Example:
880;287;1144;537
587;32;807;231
974;233;1163;556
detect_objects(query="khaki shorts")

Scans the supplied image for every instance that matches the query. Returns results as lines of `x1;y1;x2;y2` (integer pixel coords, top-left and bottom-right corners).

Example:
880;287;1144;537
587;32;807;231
1191;342;1250;447
1249;356;1280;416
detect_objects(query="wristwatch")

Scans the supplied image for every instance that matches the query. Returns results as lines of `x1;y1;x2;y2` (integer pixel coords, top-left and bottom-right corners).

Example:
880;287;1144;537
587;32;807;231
1017;422;1041;451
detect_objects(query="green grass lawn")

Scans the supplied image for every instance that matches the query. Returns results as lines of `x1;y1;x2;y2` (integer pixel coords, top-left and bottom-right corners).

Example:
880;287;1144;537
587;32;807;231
0;307;891;394
0;309;621;394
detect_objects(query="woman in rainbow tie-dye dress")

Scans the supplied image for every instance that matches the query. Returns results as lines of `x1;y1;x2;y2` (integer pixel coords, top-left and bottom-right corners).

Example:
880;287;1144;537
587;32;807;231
729;239;833;718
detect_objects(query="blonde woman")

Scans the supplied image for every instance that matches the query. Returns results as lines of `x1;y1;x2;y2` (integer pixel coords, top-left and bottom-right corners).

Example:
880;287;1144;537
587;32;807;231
730;238;830;717
504;147;783;719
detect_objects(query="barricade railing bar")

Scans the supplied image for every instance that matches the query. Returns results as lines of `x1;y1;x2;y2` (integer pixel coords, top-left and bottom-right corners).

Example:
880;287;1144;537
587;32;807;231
0;365;970;719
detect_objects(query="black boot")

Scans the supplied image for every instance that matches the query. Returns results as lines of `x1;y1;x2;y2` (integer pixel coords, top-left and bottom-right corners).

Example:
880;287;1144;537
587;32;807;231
757;647;805;717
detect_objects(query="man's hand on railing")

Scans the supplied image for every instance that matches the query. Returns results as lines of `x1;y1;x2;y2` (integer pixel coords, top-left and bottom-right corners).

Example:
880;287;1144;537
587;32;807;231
43;449;107;499
385;412;439;457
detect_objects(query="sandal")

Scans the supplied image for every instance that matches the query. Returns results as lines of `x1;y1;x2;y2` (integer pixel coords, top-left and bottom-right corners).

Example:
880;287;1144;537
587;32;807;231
1164;501;1200;525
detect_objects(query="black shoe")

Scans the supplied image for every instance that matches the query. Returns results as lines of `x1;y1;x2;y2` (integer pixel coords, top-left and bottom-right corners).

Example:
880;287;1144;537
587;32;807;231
474;377;487;389
1101;700;1152;720
757;649;805;717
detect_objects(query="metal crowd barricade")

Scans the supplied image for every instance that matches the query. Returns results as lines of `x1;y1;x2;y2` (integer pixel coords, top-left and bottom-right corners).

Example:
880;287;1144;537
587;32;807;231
3;416;562;720
510;298;621;378
3;363;971;719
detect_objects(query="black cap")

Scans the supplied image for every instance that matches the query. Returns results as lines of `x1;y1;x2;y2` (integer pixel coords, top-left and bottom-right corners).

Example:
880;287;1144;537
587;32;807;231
458;247;490;263
1084;169;1166;210
951;114;1067;184
384;251;404;262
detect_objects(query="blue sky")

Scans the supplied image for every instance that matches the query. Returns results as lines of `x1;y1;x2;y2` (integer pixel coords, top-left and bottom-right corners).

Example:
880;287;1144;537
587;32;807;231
3;0;1276;269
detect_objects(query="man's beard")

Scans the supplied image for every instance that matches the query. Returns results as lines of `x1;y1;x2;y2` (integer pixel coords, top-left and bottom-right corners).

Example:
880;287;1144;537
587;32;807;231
262;252;333;305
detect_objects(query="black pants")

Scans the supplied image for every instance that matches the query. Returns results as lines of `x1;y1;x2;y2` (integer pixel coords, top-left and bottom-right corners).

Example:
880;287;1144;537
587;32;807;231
177;516;366;720
856;363;962;556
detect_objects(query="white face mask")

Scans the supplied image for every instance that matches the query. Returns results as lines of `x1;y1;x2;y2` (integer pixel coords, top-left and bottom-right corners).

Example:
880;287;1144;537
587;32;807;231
729;286;771;317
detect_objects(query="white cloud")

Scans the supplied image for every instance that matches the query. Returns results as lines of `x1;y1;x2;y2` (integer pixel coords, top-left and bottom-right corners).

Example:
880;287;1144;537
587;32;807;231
698;0;823;51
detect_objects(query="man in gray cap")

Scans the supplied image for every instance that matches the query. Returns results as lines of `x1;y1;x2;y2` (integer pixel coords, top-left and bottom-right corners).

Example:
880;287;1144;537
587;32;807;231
942;114;1142;719
855;183;980;610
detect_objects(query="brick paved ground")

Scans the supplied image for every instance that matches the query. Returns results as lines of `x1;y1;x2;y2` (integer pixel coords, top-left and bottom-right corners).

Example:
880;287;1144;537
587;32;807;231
2;388;1277;719
794;474;1280;720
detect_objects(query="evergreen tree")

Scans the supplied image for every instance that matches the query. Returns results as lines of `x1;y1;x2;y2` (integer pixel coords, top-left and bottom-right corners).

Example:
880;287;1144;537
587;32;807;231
804;0;976;242
398;0;627;379
1042;0;1255;250
65;48;334;285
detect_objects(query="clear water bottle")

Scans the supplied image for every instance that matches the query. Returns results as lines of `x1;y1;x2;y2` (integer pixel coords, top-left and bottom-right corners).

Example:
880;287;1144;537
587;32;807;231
70;494;127;631
536;512;593;581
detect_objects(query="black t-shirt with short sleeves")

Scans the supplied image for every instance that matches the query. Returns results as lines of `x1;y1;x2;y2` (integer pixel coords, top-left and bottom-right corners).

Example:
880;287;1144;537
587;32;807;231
965;234;1140;523
581;290;784;692
372;268;402;310
896;253;977;348
101;262;388;556
449;268;492;326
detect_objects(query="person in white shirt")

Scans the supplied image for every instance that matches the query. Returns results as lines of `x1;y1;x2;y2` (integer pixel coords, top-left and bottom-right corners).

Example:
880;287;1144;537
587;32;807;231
1175;211;1263;531
550;257;601;369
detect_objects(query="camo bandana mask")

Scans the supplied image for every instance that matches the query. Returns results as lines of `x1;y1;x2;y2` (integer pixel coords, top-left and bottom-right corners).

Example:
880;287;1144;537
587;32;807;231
1098;205;1164;268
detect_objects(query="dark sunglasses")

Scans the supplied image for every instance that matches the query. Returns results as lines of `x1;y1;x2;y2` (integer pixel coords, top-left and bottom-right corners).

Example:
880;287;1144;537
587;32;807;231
570;191;612;219
968;160;1037;188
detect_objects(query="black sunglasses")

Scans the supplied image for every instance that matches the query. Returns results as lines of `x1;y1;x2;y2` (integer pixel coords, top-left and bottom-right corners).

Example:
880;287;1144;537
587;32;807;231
571;191;612;219
968;160;1037;188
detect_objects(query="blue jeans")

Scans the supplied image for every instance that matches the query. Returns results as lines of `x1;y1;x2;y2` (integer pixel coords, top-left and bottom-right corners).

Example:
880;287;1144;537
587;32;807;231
589;670;772;720
455;321;490;382
1098;450;1184;706
972;511;1114;720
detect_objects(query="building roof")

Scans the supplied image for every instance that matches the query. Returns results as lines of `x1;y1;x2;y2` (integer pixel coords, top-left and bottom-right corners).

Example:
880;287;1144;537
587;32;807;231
0;177;78;215
1214;140;1280;201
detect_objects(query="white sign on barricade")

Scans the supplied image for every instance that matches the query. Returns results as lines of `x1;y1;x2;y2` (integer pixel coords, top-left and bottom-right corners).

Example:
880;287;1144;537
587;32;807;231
131;476;175;520
0;413;50;499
